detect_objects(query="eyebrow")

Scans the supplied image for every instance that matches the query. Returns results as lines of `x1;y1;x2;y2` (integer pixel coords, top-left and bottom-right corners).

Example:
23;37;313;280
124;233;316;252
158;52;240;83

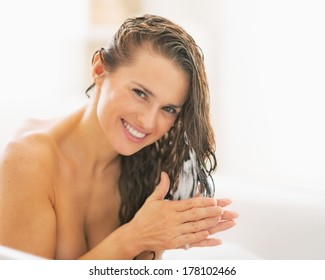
132;81;183;109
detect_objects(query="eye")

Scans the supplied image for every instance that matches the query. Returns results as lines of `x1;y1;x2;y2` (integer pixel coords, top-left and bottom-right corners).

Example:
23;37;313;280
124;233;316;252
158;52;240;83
163;106;177;115
133;88;147;99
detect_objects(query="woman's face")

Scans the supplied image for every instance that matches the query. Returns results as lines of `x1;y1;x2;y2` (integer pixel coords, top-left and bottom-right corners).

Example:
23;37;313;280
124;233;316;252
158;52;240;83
95;48;189;156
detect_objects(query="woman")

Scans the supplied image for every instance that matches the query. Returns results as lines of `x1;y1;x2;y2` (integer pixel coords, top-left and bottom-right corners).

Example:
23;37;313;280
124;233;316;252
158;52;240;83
0;14;238;259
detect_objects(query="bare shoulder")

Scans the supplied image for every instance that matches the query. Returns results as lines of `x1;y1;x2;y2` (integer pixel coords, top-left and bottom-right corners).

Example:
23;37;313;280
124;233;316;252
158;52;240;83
0;126;58;203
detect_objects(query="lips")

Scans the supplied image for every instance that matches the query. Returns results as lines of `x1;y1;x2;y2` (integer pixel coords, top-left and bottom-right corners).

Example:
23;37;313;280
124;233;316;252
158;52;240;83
121;119;147;141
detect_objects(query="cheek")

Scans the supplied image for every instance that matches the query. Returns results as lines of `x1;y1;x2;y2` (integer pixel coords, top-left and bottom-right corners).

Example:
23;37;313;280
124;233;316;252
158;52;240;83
97;88;123;118
96;91;120;134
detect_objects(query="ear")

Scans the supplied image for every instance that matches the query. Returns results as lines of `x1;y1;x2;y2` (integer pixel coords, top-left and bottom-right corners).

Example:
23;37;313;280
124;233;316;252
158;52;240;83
91;52;105;81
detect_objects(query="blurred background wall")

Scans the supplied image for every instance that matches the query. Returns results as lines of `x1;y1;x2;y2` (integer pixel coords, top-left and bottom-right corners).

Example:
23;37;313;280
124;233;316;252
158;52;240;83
0;0;324;259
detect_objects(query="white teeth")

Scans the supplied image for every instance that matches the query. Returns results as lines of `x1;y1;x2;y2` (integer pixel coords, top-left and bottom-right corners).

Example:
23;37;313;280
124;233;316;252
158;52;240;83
123;120;146;139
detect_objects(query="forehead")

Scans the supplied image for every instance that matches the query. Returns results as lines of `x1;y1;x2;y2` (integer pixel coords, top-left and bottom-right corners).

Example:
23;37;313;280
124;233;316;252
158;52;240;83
116;48;190;104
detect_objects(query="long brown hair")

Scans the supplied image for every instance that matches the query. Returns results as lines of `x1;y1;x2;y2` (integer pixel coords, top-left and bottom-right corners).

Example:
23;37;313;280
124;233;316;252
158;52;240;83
86;14;217;224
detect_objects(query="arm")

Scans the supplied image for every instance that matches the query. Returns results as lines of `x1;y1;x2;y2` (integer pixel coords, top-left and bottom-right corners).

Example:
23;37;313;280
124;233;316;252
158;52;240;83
0;139;57;258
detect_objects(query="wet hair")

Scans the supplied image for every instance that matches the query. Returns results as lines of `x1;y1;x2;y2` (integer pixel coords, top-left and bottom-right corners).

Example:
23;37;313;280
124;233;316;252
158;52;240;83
86;14;217;225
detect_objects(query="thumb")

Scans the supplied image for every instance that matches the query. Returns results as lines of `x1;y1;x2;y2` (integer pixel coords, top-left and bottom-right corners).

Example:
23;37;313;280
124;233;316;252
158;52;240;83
148;171;170;201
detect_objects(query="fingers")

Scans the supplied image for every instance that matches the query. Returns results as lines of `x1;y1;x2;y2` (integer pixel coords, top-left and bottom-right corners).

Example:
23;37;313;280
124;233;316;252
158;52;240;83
147;172;170;201
221;210;239;221
174;197;217;212
178;209;238;250
174;197;233;212
180;217;220;234
204;210;238;235
174;197;235;225
185;238;222;249
178;209;238;237
216;198;232;207
178;210;238;237
141;188;237;252
178;205;223;224
207;220;237;235
177;219;237;250
172;230;210;249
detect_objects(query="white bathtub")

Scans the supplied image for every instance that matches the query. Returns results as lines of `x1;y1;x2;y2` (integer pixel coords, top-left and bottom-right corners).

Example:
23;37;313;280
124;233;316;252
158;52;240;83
0;245;44;260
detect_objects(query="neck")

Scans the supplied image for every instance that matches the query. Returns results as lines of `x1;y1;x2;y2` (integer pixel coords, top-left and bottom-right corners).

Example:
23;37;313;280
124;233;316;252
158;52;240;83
58;105;120;176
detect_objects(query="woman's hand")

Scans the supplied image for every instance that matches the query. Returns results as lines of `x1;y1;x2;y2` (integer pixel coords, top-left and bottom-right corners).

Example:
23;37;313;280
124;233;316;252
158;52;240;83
128;172;237;255
182;198;238;250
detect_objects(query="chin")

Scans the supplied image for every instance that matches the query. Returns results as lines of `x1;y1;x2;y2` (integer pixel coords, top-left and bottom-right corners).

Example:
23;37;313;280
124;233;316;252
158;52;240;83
114;143;146;157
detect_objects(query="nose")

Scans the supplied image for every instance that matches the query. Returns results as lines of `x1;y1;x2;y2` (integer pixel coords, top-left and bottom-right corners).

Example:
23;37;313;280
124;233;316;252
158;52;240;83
136;106;159;132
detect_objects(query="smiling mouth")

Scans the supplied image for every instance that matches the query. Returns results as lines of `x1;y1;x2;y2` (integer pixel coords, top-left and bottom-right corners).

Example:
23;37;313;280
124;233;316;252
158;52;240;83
121;119;147;139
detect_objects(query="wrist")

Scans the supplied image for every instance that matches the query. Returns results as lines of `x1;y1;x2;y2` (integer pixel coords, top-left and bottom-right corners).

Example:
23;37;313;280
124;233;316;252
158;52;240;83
115;222;145;259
